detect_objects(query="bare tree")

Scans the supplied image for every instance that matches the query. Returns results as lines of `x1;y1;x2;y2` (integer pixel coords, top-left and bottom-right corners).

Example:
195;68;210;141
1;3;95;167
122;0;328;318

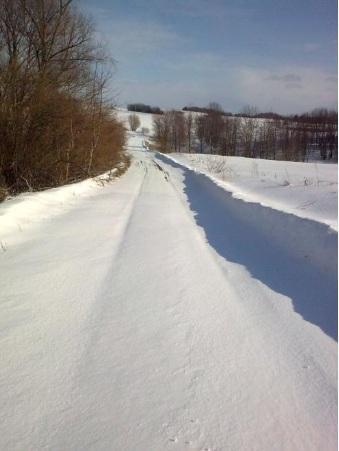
208;102;223;113
152;103;337;163
128;113;141;131
205;108;224;153
240;117;258;157
185;112;193;153
0;0;125;195
153;113;170;151
195;114;206;153
172;111;185;152
241;105;259;117
220;117;239;156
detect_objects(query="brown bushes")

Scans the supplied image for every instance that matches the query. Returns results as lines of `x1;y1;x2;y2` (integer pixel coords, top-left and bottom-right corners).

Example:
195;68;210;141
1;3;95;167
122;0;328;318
0;0;126;197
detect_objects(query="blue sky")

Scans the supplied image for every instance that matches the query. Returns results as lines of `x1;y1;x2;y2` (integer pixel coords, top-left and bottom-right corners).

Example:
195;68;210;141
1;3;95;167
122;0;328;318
80;0;337;114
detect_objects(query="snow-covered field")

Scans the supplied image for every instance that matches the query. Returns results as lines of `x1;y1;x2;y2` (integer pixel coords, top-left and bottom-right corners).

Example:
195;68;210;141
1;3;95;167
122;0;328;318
0;129;337;450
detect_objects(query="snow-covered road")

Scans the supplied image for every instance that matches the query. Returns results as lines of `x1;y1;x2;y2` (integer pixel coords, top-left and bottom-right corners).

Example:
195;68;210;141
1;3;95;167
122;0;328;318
0;133;337;450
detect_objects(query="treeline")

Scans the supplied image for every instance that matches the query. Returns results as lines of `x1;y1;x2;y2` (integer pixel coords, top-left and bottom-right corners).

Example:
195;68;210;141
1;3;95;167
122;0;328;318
127;103;163;114
183;104;280;119
0;0;126;199
153;104;337;161
182;105;233;117
183;105;338;122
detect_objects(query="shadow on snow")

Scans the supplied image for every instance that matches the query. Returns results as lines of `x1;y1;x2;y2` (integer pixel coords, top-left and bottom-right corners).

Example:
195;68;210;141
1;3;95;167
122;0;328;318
157;153;338;341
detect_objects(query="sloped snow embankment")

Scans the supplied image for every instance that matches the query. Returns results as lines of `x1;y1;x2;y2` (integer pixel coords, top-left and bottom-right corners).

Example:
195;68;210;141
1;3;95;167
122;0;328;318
0;171;116;249
167;153;338;231
156;152;338;340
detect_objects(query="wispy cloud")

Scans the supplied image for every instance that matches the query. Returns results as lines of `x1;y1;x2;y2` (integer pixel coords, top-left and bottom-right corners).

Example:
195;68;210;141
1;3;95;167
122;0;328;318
83;4;184;61
137;0;254;20
81;1;337;114
265;73;302;83
117;58;337;114
107;21;182;58
233;65;337;113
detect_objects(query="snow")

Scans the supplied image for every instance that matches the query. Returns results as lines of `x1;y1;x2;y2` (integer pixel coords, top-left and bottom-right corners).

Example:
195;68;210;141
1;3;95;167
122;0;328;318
0;171;117;249
166;153;338;231
115;107;155;133
0;131;337;450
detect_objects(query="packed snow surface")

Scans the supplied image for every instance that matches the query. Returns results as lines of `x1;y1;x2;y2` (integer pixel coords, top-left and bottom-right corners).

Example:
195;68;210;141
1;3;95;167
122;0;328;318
0;131;337;451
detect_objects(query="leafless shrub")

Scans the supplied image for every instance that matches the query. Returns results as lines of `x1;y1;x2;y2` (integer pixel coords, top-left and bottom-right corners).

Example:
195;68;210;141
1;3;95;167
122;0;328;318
206;156;235;180
128;113;141;131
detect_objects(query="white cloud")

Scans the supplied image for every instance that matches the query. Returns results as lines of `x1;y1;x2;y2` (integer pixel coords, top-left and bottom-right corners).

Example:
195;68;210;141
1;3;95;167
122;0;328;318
116;59;337;114
231;65;337;113
81;3;337;114
106;21;182;59
82;3;184;61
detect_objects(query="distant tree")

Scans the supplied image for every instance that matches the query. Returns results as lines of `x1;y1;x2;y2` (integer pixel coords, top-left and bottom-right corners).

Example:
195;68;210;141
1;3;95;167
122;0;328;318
220;117;239;156
151;107;163;115
153;113;170;151
153;111;186;152
183;105;233;116
127;103;163;114
185;113;193;153
240;117;258;157
154;104;338;162
241;105;259;118
195;114;207;153
205;108;224;153
128;113;141;131
173;111;186;152
255;119;277;159
208;102;223;113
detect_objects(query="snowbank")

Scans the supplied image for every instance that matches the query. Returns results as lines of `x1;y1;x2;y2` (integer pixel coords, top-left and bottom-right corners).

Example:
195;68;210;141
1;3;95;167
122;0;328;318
0;171;116;248
165;153;338;230
157;152;338;340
